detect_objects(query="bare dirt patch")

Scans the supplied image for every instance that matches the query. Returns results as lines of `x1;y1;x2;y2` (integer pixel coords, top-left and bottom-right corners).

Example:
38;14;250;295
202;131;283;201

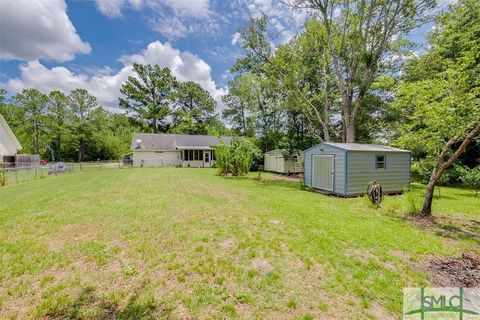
420;252;480;287
405;214;480;243
251;258;272;273
265;173;301;182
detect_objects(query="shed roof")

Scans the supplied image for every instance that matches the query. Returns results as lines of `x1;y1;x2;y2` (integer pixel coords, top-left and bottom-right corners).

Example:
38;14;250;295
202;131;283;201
131;133;237;151
322;142;410;153
265;149;302;156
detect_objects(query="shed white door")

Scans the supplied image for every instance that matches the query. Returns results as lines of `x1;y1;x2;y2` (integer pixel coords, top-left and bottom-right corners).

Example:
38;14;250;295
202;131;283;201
312;155;334;191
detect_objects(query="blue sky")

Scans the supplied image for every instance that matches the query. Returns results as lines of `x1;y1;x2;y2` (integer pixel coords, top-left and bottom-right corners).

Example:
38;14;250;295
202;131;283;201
0;0;453;110
0;0;309;109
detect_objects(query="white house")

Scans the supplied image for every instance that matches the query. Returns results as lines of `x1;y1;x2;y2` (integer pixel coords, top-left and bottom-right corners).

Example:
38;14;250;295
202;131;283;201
0;114;22;163
131;133;238;167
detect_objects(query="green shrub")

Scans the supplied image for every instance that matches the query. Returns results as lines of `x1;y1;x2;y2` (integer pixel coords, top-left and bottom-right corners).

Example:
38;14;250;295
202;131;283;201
404;188;419;215
459;166;480;196
214;139;260;176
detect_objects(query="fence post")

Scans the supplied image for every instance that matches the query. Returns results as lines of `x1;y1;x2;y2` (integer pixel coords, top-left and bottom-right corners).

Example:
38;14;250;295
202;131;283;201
0;163;5;187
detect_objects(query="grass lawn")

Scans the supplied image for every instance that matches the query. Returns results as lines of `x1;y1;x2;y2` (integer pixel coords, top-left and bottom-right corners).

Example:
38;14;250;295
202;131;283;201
0;168;478;319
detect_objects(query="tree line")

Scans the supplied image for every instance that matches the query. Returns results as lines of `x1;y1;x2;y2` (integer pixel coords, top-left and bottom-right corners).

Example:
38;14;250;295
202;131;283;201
0;88;143;162
0;66;232;162
221;0;479;216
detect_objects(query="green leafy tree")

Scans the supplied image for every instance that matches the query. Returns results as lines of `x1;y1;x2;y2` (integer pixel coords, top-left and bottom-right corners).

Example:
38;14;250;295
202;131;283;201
0;89;6;109
270;18;335;142
222;75;257;137
12;89;48;155
460;166;480;196
171;81;216;134
292;0;435;142
215;139;260;176
68;89;98;161
46;90;69;161
230;18;287;151
119;63;176;133
392;0;480;216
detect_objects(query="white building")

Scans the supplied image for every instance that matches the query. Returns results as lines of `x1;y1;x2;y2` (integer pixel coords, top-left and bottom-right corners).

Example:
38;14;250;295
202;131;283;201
131;133;238;167
0;114;22;163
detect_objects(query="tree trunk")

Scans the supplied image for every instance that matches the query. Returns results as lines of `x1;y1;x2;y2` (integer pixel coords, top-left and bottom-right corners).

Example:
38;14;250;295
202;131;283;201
78;138;83;162
420;123;480;216
56;135;61;161
345;118;356;143
152;118;158;133
420;169;441;216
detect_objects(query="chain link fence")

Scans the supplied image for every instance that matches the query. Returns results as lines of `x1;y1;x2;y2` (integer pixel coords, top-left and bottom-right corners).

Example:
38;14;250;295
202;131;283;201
0;160;127;187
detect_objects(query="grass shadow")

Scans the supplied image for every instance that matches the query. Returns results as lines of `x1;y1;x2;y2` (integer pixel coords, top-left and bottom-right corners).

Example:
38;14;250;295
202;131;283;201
40;286;166;320
219;173;303;190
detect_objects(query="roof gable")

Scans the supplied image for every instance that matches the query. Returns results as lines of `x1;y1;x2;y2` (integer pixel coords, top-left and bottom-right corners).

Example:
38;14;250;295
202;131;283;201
0;114;22;151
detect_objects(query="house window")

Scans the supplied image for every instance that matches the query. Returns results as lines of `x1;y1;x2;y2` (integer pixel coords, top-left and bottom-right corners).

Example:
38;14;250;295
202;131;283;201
376;155;386;169
199;151;203;161
195;150;199;160
189;150;193;160
184;150;189;160
212;150;216;161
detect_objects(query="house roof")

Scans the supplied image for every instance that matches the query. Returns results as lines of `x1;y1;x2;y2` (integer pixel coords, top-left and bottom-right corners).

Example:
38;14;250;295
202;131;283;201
322;142;410;153
0;114;22;150
130;133;238;151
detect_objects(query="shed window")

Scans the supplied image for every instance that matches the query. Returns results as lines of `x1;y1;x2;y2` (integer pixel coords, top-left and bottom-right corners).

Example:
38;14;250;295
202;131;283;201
376;155;386;169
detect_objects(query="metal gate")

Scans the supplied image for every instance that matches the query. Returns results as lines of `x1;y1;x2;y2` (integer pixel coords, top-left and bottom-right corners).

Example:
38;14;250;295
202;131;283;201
312;155;334;191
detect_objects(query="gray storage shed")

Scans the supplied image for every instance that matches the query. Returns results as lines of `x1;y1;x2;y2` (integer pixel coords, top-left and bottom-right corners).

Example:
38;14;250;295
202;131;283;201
304;142;411;196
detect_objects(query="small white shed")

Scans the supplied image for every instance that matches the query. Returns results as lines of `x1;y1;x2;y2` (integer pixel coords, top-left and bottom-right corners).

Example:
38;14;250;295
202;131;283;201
264;149;303;174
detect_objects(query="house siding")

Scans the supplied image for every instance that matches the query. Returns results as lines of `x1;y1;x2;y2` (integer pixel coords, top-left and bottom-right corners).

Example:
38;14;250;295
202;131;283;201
0;121;19;158
304;144;345;194
133;151;181;167
346;151;410;195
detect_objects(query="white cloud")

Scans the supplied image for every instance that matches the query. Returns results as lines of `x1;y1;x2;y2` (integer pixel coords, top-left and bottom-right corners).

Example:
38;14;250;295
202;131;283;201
94;0;216;40
231;32;241;45
94;0;210;18
95;0;126;18
0;0;91;62
149;15;193;39
94;0;145;18
243;0;309;44
5;41;225;109
119;41;222;99
159;0;210;18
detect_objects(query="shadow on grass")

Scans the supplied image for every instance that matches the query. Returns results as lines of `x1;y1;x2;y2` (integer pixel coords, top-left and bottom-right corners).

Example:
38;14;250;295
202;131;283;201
436;222;480;244
40;287;165;320
406;214;480;244
219;173;303;190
